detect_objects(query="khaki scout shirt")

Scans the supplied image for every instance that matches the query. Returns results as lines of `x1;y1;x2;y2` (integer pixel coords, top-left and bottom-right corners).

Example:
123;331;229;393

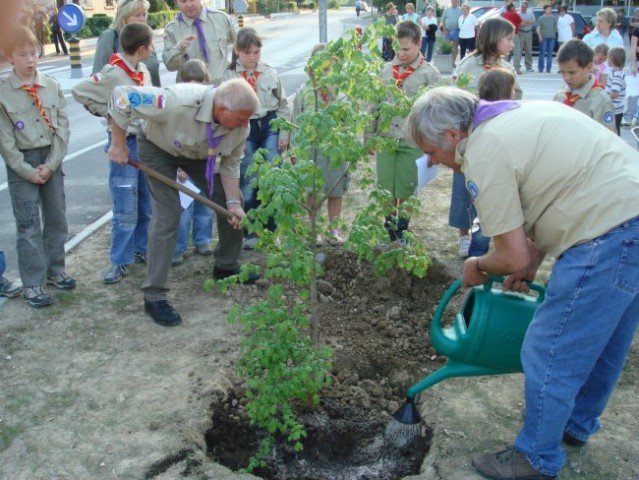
222;60;290;142
369;54;441;144
456;54;524;99
108;83;248;178
458;101;639;257
0;70;69;180
162;8;237;85
553;75;616;134
73;55;149;135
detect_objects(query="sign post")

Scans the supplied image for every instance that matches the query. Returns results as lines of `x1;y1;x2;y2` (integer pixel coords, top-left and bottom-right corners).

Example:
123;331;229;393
58;4;86;79
233;0;248;28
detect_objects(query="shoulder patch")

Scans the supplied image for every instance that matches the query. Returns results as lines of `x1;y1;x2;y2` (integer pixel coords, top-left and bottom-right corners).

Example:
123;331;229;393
92;73;102;83
466;179;480;200
602;111;614;125
115;94;129;109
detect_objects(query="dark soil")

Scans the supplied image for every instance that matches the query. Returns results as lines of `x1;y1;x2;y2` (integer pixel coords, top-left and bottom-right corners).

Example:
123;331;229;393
202;249;459;479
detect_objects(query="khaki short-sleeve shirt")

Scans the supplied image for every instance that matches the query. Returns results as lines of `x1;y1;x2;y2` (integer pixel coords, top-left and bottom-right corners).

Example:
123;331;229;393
459;101;639;256
0;70;69;179
109;83;248;178
456;54;524;99
73;55;150;135
369;54;441;144
222;61;290;142
553;75;616;133
163;8;237;85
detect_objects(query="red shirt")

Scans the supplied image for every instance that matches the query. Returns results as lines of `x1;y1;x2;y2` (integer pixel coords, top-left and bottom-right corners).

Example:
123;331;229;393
502;10;523;33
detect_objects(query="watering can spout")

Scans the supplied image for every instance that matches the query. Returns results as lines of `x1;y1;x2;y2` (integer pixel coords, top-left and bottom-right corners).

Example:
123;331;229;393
392;397;422;425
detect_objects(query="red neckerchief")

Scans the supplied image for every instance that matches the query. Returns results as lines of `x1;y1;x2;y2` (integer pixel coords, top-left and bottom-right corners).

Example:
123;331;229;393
392;57;424;88
241;70;260;92
109;54;144;85
563;81;604;107
20;84;54;131
319;91;329;104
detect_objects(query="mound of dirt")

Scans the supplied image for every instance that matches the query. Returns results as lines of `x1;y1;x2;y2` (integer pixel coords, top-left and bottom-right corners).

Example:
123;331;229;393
190;249;459;479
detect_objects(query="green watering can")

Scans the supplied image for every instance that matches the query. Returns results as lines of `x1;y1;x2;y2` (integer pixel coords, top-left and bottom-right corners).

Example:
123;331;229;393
408;276;545;400
392;276;545;426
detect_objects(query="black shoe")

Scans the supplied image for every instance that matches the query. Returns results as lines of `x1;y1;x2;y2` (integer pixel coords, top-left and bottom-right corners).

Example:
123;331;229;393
144;300;182;327
562;431;586;447
213;266;260;284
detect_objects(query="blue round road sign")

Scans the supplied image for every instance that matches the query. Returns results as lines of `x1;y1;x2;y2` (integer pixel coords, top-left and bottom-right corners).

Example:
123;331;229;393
58;4;86;34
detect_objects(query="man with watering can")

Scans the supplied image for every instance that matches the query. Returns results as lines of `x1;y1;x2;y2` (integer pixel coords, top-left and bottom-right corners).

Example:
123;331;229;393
407;87;639;480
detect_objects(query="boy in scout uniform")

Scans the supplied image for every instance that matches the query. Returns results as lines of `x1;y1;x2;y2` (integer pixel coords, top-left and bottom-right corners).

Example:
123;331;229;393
368;20;441;243
162;0;237;85
73;23;154;285
0;25;75;308
107;79;259;327
554;39;616;134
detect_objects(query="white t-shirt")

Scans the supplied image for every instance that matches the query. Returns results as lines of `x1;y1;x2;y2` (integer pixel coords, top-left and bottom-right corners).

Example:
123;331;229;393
557;14;575;43
458;14;478;39
421;15;437;38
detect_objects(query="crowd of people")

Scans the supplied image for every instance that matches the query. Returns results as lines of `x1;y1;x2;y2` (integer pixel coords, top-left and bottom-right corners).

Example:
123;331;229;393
1;1;638;479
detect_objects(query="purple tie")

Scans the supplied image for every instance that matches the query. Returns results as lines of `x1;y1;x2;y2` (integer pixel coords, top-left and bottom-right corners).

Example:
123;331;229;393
192;18;210;64
206;123;224;196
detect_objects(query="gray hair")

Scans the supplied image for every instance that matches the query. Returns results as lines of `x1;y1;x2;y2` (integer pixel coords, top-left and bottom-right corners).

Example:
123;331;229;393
408;87;478;148
111;0;150;31
215;78;260;112
597;7;617;28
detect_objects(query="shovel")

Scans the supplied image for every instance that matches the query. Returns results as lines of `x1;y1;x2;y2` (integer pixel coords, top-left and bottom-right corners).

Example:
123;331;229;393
127;158;233;220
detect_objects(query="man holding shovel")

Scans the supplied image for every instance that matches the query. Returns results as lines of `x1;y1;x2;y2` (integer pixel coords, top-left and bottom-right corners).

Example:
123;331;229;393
108;78;259;327
407;87;639;480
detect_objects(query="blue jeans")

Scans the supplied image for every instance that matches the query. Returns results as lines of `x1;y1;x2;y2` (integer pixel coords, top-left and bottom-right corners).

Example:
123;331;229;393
106;134;152;266
514;215;639;476
241;111;280;213
468;223;490;256
0;250;6;277
421;37;436;62
538;37;555;72
175;195;214;254
448;171;476;230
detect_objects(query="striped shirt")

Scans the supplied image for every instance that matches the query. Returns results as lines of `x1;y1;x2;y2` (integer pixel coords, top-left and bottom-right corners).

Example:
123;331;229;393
606;68;626;114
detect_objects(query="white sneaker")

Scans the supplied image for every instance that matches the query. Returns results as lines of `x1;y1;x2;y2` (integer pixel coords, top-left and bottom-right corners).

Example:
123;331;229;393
458;235;471;258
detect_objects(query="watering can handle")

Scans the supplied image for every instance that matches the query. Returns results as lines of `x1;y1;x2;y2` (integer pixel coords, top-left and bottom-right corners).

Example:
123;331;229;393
431;276;546;335
483;275;545;303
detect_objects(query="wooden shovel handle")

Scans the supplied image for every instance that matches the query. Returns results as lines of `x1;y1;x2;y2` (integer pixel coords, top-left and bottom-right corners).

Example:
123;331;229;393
127;158;233;220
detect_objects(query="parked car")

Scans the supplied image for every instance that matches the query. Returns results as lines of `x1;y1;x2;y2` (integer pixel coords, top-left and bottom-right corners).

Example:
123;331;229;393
531;9;590;53
470;6;496;18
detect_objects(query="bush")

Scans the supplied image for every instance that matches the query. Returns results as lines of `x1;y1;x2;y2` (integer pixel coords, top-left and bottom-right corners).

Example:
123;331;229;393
285;1;298;11
328;0;339;8
147;10;178;29
148;0;169;13
309;1;315;9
